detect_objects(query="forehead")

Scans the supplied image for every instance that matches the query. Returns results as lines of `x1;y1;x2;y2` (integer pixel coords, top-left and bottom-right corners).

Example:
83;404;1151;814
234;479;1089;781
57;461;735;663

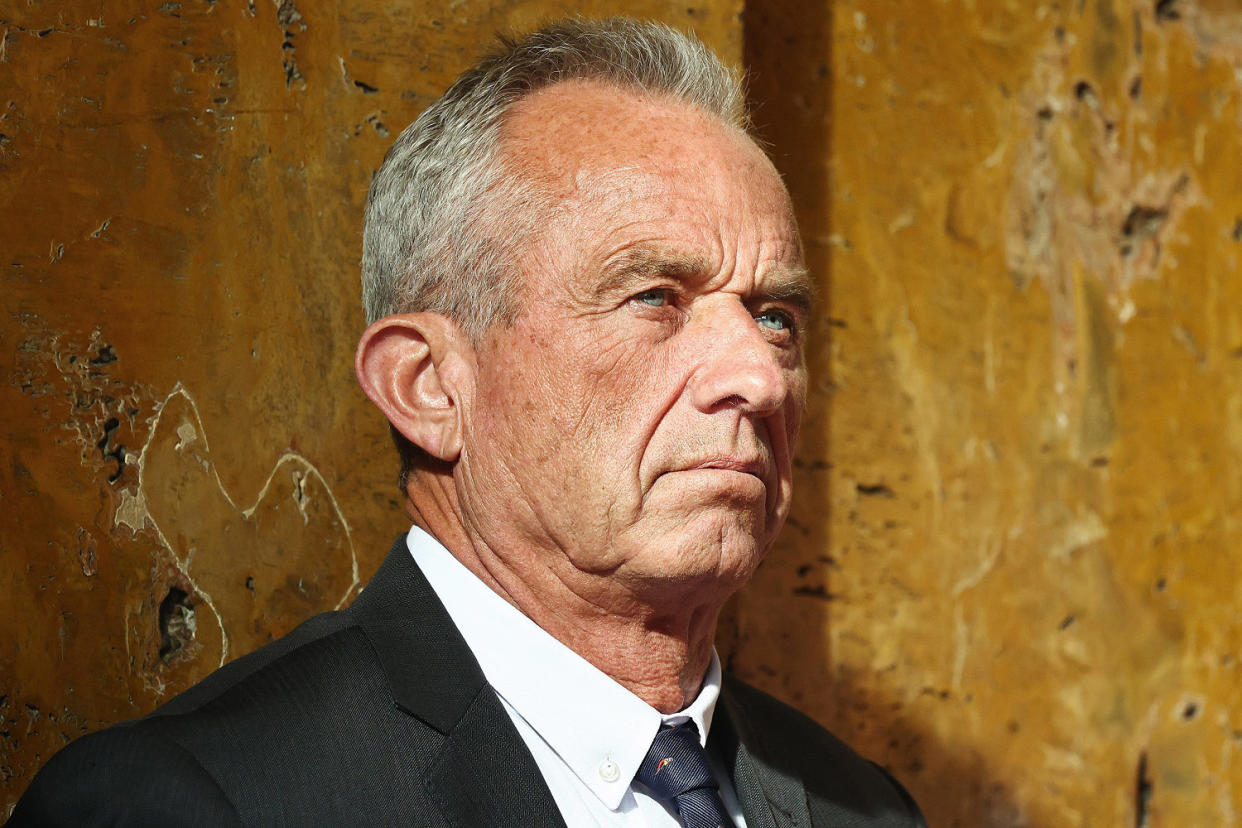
498;80;803;286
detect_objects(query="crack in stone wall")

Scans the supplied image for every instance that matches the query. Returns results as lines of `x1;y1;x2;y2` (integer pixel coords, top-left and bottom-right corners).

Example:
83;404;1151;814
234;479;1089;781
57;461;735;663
0;3;743;816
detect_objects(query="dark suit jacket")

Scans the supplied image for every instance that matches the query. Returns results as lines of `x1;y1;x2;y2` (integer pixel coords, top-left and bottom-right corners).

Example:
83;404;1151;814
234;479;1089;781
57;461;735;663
10;537;924;827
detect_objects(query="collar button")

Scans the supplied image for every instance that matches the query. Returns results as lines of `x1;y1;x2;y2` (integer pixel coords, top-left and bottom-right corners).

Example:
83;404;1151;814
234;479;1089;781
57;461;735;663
598;759;620;782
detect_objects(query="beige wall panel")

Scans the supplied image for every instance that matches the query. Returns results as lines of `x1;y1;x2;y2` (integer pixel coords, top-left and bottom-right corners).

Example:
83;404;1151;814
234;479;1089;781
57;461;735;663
0;0;742;809
734;0;1242;825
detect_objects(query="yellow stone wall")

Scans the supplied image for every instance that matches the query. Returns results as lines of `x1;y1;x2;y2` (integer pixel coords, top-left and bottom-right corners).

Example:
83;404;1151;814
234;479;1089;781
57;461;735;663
5;0;1242;824
0;0;740;810
731;0;1242;824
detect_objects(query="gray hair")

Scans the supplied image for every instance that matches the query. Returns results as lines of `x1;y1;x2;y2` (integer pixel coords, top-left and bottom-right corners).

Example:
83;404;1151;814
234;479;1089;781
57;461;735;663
360;17;750;488
360;16;749;335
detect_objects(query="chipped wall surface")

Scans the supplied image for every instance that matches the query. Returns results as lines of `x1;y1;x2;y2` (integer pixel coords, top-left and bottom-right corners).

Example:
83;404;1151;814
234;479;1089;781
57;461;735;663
7;0;1242;823
0;0;742;810
731;0;1242;825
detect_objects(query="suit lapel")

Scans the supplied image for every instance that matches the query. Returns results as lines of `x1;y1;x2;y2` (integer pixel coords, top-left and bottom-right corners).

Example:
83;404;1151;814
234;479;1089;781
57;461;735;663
350;537;566;828
351;538;818;828
425;687;566;828
715;676;813;828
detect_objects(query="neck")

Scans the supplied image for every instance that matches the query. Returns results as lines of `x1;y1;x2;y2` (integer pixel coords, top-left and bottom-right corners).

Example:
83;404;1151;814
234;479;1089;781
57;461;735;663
406;474;728;713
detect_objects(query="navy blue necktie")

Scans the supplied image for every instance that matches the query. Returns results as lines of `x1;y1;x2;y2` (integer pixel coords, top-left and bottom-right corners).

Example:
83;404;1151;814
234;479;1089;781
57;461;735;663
636;720;732;828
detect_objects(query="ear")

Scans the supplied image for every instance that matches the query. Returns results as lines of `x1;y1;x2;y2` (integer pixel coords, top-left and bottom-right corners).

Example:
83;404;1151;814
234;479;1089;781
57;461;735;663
354;313;474;463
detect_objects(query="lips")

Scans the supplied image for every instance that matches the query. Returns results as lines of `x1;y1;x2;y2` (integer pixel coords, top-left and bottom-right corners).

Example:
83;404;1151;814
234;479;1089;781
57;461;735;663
649;453;778;514
682;457;768;479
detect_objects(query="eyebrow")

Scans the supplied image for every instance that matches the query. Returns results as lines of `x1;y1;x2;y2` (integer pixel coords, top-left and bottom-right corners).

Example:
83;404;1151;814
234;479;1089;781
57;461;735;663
594;247;711;299
594;246;816;314
759;264;816;316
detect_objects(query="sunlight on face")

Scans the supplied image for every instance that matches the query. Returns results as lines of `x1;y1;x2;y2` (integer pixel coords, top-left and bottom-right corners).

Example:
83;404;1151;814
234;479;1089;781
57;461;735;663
458;81;809;609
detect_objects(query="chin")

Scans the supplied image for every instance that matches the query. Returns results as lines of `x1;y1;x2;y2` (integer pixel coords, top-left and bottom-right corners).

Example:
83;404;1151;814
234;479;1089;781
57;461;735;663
651;511;771;588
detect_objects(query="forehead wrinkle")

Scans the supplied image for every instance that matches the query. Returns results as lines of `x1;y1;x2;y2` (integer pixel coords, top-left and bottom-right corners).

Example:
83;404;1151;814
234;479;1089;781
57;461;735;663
592;245;714;300
501;82;808;317
574;162;650;195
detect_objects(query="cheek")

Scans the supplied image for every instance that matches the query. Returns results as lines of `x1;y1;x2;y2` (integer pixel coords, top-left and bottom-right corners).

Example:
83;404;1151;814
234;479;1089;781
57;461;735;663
548;327;674;441
475;326;651;470
469;338;566;465
476;312;692;497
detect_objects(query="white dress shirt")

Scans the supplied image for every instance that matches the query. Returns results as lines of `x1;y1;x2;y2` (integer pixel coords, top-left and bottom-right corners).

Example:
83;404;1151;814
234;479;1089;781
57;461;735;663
406;526;748;828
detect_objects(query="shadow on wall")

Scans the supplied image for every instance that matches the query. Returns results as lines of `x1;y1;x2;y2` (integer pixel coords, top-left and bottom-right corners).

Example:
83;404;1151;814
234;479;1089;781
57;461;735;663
735;3;1028;825
816;669;1028;826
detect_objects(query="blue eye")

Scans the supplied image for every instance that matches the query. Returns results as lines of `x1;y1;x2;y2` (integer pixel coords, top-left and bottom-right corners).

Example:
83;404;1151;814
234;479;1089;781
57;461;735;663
755;309;794;332
633;289;670;307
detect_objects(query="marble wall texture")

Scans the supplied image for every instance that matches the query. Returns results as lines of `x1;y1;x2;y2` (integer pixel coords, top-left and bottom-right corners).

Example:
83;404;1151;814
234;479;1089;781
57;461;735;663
730;0;1242;825
3;0;1241;824
0;0;741;813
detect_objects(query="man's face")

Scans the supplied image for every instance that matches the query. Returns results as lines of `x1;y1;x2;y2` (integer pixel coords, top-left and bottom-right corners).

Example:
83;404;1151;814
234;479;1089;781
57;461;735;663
457;81;809;607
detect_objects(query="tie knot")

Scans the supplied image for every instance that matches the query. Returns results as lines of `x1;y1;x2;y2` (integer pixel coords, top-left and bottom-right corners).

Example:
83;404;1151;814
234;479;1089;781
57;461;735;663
635;720;732;827
635;721;718;801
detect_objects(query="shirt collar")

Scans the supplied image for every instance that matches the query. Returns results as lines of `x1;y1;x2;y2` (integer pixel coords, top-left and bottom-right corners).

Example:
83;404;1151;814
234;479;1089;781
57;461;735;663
406;526;722;810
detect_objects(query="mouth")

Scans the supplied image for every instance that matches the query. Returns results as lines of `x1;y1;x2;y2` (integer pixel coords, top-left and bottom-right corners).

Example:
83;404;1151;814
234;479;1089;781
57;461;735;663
643;453;779;516
683;457;768;479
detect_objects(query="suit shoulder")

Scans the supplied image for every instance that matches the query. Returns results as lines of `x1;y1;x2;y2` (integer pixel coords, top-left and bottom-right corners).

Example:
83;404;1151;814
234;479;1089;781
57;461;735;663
722;673;926;827
151;609;360;717
11;613;422;825
8;722;241;827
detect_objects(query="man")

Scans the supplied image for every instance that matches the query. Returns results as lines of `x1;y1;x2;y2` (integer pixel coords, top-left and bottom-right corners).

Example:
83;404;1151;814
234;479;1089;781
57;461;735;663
11;18;923;827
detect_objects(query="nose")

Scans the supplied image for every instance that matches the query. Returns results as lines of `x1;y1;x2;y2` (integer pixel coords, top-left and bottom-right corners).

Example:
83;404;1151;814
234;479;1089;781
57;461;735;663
689;300;790;415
